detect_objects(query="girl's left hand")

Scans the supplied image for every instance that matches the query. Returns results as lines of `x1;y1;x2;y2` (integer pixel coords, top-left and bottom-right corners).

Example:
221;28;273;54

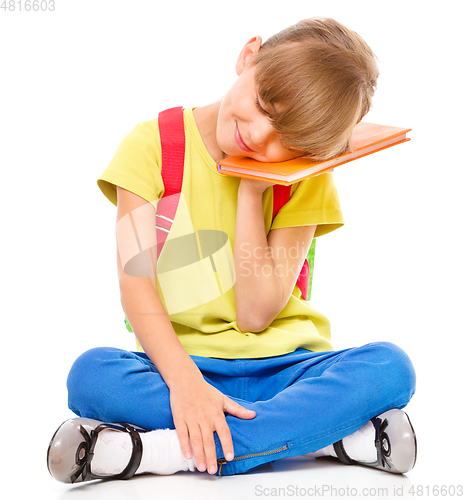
239;167;334;194
239;177;274;194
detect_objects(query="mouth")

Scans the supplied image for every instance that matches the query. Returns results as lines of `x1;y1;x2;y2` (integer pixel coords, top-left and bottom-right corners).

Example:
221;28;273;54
235;123;253;153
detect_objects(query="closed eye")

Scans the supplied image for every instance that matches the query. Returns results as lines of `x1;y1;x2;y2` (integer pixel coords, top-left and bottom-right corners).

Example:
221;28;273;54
255;96;273;118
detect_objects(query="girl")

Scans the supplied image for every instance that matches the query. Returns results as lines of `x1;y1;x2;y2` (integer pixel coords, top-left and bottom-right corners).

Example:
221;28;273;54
47;17;416;482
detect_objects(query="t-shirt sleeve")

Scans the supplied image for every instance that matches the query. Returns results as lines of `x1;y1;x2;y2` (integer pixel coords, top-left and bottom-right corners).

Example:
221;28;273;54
270;172;344;237
97;119;164;206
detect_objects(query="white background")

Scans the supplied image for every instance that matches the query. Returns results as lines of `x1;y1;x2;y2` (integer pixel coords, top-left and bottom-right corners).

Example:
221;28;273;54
1;0;464;498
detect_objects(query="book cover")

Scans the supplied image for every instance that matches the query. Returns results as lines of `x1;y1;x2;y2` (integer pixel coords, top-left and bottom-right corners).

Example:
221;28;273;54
217;122;411;186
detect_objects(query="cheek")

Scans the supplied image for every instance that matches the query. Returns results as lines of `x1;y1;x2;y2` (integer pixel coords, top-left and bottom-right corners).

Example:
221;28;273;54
216;114;229;144
215;114;235;155
266;143;301;163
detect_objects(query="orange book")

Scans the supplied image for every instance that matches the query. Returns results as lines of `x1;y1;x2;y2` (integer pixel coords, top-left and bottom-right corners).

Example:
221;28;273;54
217;122;411;186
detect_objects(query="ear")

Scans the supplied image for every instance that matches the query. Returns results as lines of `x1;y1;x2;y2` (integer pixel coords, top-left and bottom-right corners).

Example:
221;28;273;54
235;36;262;75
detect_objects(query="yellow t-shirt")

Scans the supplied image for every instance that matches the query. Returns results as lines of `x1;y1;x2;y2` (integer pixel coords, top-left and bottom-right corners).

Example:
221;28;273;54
98;108;344;359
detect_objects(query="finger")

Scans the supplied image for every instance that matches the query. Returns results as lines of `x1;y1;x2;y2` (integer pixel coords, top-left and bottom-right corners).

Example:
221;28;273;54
214;418;235;462
188;424;207;472
200;423;219;474
223;397;256;420
174;420;193;460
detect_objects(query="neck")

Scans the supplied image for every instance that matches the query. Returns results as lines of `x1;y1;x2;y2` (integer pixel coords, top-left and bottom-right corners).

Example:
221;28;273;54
192;101;226;162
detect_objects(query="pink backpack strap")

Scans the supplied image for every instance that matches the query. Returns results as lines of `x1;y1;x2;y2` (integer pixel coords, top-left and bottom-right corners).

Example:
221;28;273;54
156;107;185;258
272;185;291;219
273;185;310;300
124;107;186;334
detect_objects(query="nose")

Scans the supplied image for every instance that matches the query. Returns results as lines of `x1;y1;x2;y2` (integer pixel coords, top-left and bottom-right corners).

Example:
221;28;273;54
249;117;276;148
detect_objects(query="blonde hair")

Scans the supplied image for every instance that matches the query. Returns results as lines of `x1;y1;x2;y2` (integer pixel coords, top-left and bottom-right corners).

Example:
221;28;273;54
252;18;379;160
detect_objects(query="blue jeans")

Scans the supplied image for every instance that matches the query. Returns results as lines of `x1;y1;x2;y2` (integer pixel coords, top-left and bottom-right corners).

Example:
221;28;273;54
67;342;416;476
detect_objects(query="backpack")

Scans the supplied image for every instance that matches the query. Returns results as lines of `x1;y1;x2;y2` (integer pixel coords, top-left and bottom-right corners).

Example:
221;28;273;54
124;107;316;333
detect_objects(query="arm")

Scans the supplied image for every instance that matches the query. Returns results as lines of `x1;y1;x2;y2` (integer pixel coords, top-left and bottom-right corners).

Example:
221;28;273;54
234;179;316;332
116;187;255;474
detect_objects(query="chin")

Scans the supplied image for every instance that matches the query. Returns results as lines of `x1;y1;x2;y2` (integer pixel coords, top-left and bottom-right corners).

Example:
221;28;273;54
218;143;238;159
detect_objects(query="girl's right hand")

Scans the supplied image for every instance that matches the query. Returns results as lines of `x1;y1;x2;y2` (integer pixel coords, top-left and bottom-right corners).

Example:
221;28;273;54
169;376;256;474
